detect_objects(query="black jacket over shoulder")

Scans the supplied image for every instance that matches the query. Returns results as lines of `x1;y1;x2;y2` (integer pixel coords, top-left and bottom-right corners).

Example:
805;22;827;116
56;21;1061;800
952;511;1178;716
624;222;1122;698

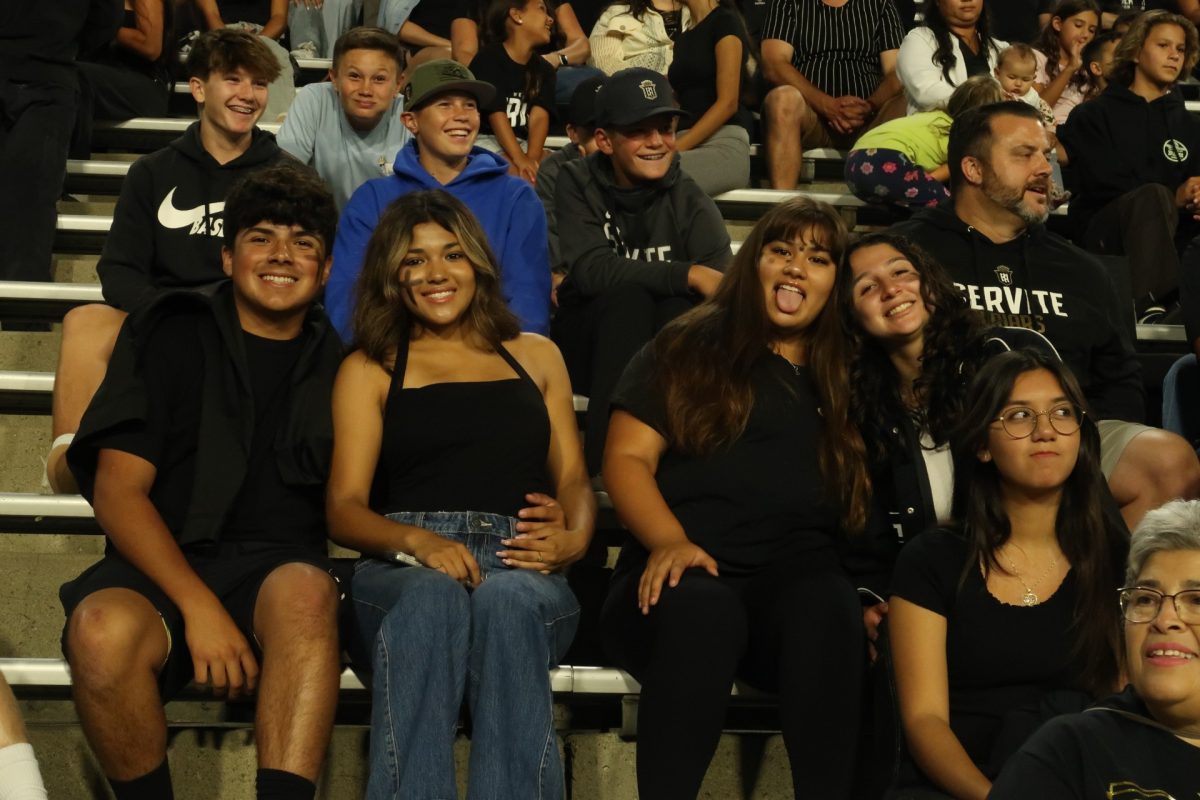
67;283;345;547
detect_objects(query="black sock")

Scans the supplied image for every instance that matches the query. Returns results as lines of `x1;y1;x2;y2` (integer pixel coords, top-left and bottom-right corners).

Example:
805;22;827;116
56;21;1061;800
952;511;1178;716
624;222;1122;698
256;768;316;800
109;758;173;800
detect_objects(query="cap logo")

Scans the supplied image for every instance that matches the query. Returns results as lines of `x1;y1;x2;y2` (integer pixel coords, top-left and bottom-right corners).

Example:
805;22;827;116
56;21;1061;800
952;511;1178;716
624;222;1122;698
639;80;657;101
439;64;468;80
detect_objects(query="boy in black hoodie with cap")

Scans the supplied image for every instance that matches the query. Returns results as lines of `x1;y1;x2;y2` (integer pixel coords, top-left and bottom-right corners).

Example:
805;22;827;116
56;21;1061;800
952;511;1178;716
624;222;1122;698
46;28;284;494
1058;10;1200;317
552;67;732;476
893;100;1200;529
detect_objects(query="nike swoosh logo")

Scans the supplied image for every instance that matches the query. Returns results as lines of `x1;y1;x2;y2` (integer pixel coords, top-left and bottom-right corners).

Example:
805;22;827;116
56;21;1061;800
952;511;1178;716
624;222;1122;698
156;188;226;230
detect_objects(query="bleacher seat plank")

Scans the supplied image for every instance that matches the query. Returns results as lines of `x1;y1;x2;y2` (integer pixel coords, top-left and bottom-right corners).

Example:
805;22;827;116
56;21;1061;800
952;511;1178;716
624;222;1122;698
0;280;103;320
0;371;54;414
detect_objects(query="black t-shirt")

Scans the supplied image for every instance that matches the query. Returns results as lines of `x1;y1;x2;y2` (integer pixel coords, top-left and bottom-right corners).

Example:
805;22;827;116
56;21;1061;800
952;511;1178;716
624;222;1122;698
92;318;325;548
890;528;1083;778
957;34;993;78
611;345;837;577
990;688;1200;798
471;42;556;140
407;0;469;39
668;6;754;134
990;0;1054;44
216;0;272;27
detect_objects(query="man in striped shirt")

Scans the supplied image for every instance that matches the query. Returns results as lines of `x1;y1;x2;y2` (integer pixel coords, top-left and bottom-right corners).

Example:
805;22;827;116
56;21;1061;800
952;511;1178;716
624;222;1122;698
760;0;906;189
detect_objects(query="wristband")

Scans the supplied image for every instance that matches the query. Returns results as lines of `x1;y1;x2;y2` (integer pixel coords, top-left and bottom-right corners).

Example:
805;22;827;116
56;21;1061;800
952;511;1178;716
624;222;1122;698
558;53;569;67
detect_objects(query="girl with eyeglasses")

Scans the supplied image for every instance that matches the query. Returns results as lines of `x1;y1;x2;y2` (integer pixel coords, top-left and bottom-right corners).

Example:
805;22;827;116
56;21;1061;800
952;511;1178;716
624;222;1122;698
886;349;1128;799
990;497;1200;796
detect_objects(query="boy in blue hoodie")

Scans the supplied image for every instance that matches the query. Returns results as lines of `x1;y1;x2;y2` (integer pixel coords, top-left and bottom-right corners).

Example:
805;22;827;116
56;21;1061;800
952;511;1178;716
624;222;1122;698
328;59;551;339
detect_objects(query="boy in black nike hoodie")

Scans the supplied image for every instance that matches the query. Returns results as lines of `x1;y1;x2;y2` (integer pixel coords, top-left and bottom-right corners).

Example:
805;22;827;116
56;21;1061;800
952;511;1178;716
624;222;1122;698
46;28;284;494
1058;10;1200;311
552;67;733;475
893;101;1200;529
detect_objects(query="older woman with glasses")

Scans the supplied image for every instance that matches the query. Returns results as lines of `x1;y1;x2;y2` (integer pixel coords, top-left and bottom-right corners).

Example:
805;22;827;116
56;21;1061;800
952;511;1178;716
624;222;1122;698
887;349;1128;800
990;498;1200;797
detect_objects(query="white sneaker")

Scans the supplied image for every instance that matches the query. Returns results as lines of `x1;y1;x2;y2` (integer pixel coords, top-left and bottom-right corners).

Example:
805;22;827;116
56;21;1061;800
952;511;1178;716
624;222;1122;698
290;41;320;60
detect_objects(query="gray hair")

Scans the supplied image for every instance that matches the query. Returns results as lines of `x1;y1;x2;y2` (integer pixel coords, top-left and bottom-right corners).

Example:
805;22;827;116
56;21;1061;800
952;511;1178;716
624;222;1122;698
1127;499;1200;584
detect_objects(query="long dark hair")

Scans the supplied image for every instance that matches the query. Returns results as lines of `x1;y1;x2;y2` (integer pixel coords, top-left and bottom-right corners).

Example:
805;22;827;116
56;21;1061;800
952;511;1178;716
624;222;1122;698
1035;0;1101;96
950;349;1126;697
351;190;520;366
921;0;1001;84
653;197;871;532
481;0;551;100
841;233;989;465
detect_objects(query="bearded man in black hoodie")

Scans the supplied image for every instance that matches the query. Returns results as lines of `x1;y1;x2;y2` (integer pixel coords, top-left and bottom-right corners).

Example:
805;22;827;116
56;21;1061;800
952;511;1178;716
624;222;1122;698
46;28;284;494
892;101;1200;529
552;67;733;476
1058;10;1200;318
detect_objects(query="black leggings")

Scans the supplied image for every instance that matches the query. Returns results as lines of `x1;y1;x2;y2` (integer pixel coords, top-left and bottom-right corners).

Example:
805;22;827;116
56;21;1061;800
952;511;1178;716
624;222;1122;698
600;561;865;799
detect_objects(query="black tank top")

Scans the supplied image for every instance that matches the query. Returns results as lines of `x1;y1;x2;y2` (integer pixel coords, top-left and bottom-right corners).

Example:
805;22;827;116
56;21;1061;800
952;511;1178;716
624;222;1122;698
377;338;553;518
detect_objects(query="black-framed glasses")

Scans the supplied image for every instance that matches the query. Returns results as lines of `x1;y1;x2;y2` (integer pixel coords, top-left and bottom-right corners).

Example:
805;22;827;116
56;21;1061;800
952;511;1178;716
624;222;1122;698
1118;586;1200;624
993;403;1083;439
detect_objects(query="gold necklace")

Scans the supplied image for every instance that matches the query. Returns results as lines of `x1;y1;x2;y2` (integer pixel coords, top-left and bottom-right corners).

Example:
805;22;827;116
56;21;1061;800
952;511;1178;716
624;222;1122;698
1002;548;1059;607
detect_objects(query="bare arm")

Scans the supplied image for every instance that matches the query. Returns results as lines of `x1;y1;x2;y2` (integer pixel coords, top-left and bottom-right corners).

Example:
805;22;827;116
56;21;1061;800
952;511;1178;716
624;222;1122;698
498;336;596;571
488;110;539;182
526;105;549;163
93;449;259;694
1036;48;1084;108
450;16;478;64
398;20;451;49
676;34;742;152
761;38;869;133
890;596;992;800
193;0;225;30
115;0;164;60
325;352;481;584
1178;0;1200;24
545;3;591;66
260;0;288;39
603;410;718;613
867;49;902;114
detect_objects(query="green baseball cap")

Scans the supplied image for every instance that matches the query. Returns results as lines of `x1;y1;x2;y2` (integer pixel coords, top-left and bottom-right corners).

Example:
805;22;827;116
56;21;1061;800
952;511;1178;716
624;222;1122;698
405;59;495;110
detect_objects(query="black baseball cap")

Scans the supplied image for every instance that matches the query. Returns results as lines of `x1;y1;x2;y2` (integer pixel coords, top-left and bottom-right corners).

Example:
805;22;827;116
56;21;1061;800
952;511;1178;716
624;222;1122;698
405;59;495;110
567;75;607;127
594;68;688;128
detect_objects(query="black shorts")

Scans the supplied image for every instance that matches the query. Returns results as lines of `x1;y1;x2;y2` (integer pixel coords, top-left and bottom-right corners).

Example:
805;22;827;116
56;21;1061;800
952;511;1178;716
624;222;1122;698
59;540;343;701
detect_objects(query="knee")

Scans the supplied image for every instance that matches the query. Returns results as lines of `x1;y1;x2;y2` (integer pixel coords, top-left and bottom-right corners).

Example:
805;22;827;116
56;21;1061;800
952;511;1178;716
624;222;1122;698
652;572;743;634
67;594;162;685
257;563;339;634
61;303;122;342
763;86;805;124
378;570;470;633
1116;429;1200;500
472;571;575;625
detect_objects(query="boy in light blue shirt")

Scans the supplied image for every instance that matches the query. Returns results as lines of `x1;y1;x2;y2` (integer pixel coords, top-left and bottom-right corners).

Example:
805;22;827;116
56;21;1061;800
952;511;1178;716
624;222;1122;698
278;27;411;208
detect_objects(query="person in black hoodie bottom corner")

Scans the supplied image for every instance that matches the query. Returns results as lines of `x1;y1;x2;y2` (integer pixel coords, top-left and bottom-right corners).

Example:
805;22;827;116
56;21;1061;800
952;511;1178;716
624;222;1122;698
551;68;733;476
891;100;1200;531
45;28;284;496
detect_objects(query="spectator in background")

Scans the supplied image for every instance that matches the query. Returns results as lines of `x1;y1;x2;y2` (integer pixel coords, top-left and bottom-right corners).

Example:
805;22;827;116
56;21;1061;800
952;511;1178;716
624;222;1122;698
1058;10;1200;316
0;0;121;287
287;0;364;59
381;0;456;58
552;68;731;476
278;26;411;209
668;0;754;196
46;29;284;494
845;73;1003;210
72;0;173;161
589;0;692;75
760;0;906;190
1033;0;1102;127
995;43;1071;204
469;0;557;184
893;101;1200;529
898;0;1008;114
1083;31;1120;91
0;673;48;799
888;349;1127;799
328;59;551;338
991;0;1054;44
538;75;606;282
452;1;603;106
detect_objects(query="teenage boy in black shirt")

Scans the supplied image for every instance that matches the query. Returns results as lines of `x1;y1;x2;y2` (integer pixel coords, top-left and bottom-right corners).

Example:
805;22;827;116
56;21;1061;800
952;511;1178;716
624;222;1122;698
59;161;345;800
552;67;732;475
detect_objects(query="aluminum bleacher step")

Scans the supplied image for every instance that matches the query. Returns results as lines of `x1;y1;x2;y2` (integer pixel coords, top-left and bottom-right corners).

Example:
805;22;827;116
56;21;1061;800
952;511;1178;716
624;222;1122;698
0;280;102;321
0;371;54;414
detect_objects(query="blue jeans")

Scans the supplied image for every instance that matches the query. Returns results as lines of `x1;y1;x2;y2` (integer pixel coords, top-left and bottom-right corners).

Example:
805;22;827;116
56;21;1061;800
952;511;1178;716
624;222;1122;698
352;511;580;800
